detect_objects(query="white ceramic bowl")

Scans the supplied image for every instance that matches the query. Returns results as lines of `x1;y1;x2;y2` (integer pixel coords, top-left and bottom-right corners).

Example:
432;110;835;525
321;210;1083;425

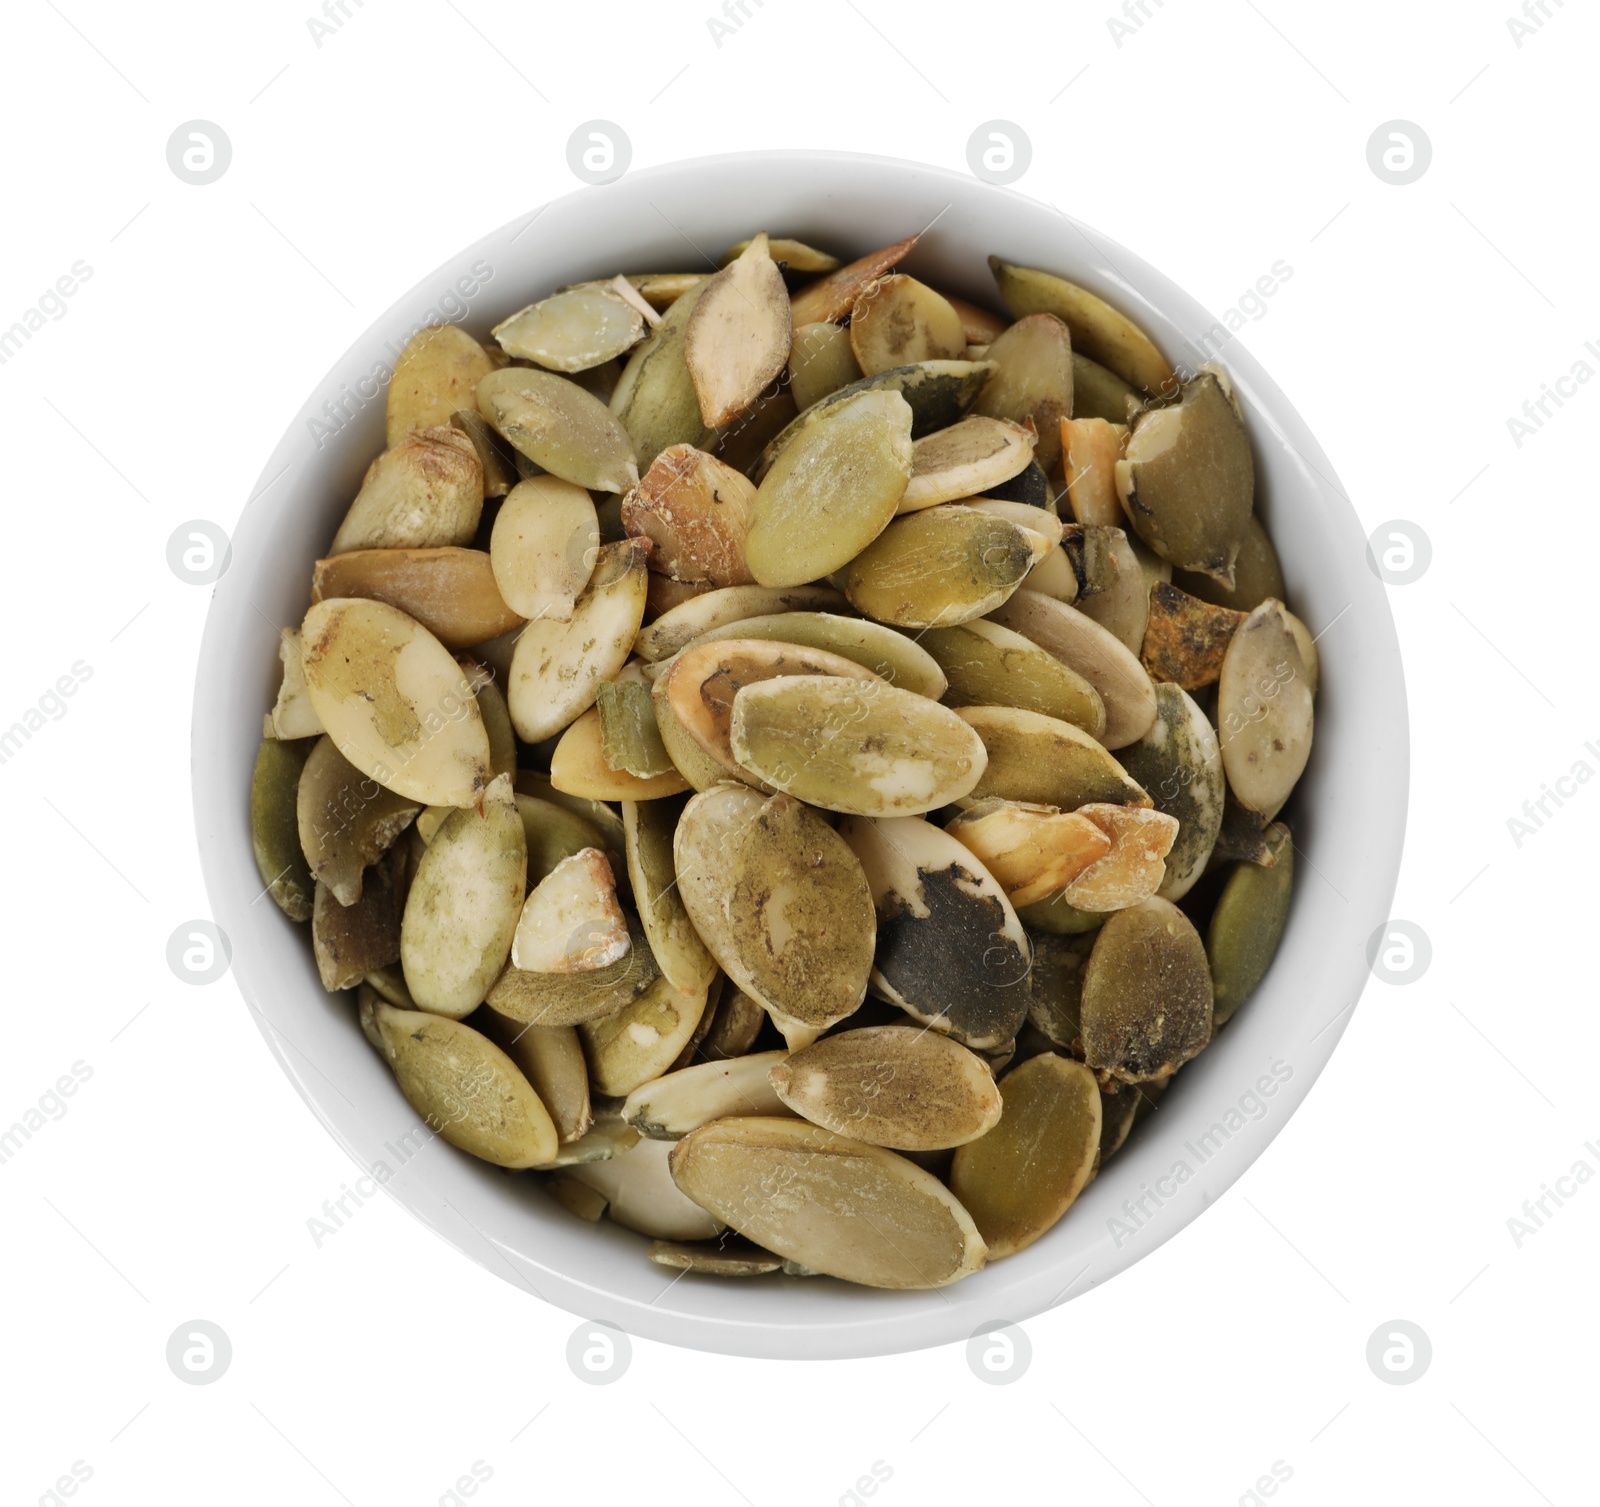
193;150;1407;1359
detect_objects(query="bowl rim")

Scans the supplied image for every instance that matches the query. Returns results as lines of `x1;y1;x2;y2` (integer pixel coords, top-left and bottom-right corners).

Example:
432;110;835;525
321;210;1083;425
194;147;1408;1359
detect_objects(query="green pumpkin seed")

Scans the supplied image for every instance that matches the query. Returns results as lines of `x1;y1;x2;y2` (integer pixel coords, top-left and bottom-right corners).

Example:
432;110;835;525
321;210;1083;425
956;705;1149;809
1216;599;1313;818
610;280;718;468
513;793;603;888
331;425;483;554
898;416;1037;514
1116;369;1253;586
1071;352;1138;423
635;582;847;661
668;1117;986;1288
839;814;1031;1051
478;366;640;494
622;795;718;997
251;735;314;921
1081;897;1212;1081
731;675;988;816
849;274;967;377
745;390;913;588
1025;930;1095;1049
1096;1074;1159;1164
479;1011;592;1144
493;283;646;372
296;734;420;907
512;847;629;974
1211;789;1279;867
485;911;659;1027
788;233;920;324
369;998;558;1168
769;1025;1002;1151
989;256;1175;397
625;272;708;311
568;1133;725;1240
919;621;1107;735
596;679;675;778
1174;513;1285;612
533;1112;641;1171
949;1053;1101;1258
581;971;715;1098
1016;891;1108;935
386;326;497;448
647;1237;784;1276
624;1050;790;1138
945;799;1112;906
448;407;519;497
685;232;793;427
788;321;861;411
1074;526;1148;654
697;985;765;1062
973;314;1075;470
1115;683;1224;901
488;476;600;624
724;235;841;273
1208;823;1295;1025
1285;610;1319;698
679;611;947;699
550;705;692;801
312;846;407;991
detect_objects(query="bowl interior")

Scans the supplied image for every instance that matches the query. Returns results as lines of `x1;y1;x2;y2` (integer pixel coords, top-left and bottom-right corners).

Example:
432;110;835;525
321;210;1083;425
194;150;1407;1359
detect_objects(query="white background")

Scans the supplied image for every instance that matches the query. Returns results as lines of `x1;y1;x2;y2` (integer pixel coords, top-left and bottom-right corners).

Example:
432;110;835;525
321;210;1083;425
2;1;1594;1503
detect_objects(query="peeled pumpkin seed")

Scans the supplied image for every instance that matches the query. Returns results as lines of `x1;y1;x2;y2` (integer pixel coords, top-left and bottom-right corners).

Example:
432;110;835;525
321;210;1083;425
330;425;483;554
550;706;691;801
581;971;714;1098
989;589;1157;748
621;796;718;996
844;505;1038;629
1022;544;1080;604
839;814;1031;1051
313;848;406;990
493;283;646;371
1116;369;1253;585
1114;683;1224;902
512;847;629;974
680;612;947;700
301;597;492;808
685;232;793;427
251;735;314;921
398;774;524;1016
745;390;913;588
769;1025;1002;1151
507;538;649;742
848;274;967;376
569;1131;724;1240
489;476;601;624
486;911;659;1027
668;1117;986;1288
1025;930;1095;1049
595;678;674;778
621;444;755;588
1081;897;1212;1081
650;671;746;793
1075;526;1148;655
1017;890;1108;936
788;321;861;411
635;582;847;661
1212;789;1278;868
724;235;840;273
697;985;765;1062
297;734;420;906
386;325;497;448
1208;823;1295;1025
369;998;558;1168
950;1054;1101;1258
898;416;1036;513
731;675;987;815
919;620;1104;736
946;800;1112;907
515;793;604;886
1175;513;1285;612
626;271;707;311
269;628;323;739
788;233;920;324
989;256;1175;397
646;573;711;616
1059;803;1178;911
624;1050;790;1138
973;314;1075;470
647;1238;783;1276
1140;581;1246;690
1285;610;1319;698
957;705;1149;809
312;547;521;650
1217;599;1313;817
542;1115;642;1174
478;366;639;494
1061;417;1127;527
479;1011;592;1144
1071;352;1138;423
449;408;519;498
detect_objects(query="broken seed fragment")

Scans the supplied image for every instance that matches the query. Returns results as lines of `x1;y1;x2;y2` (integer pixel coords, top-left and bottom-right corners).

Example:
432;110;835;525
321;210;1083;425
1059;802;1178;912
512;848;629;974
945;799;1112;907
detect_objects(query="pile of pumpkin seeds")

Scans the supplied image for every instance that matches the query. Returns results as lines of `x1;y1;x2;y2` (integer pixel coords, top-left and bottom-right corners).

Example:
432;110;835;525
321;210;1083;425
252;231;1314;1290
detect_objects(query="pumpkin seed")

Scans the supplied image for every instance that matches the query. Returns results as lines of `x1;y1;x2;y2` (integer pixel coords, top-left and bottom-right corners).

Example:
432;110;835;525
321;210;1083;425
668;1117;986;1288
725;235;840;273
839;814;1031;1051
964;498;1064;551
517;771;629;870
1116;368;1253;586
296;734;420;906
1174;513;1284;612
251;735;314;922
989;256;1175;396
712;384;798;473
1216;599;1313;817
493;283;646;372
1114;683;1224;901
512;847;629;974
920;620;1103;736
568;1132;725;1240
330;425;483;554
1208;822;1295;1025
1061;417;1127;526
480;1012;593;1144
1285;609;1319;698
538;1118;643;1177
946;799;1112;907
269;628;323;739
621;444;756;588
620;796;718;996
950;1054;1101;1258
1081;897;1212;1081
478;366;639;494
679;611;947;699
301;597;492;808
1140;581;1245;689
386;326;497;448
697;985;765;1062
595;679;675;778
769;1025;1002;1151
1023;544;1080;604
788;321;862;411
788;233;920;324
548;1178;608;1220
486;910;659;1027
1211;789;1278;868
610;279;717;467
1075;526;1148;654
956;705;1149;809
731;675;987;815
369;998;558;1167
982;457;1053;508
550;706;692;801
1059;802;1179;912
848;274;967;376
1096;1075;1153;1164
449;407;519;497
685;232;793;427
581;971;715;1098
745;390;913;587
624;1050;790;1138
898;416;1036;514
973;314;1075;470
1016;891;1108;935
844;505;1038;629
488;476;601;624
312;547;521;650
626;272;708;311
988;588;1157;748
636;582;847;661
507;537;649;742
646;573;711;616
1025;930;1095;1049
647;1237;783;1276
313;845;407;990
